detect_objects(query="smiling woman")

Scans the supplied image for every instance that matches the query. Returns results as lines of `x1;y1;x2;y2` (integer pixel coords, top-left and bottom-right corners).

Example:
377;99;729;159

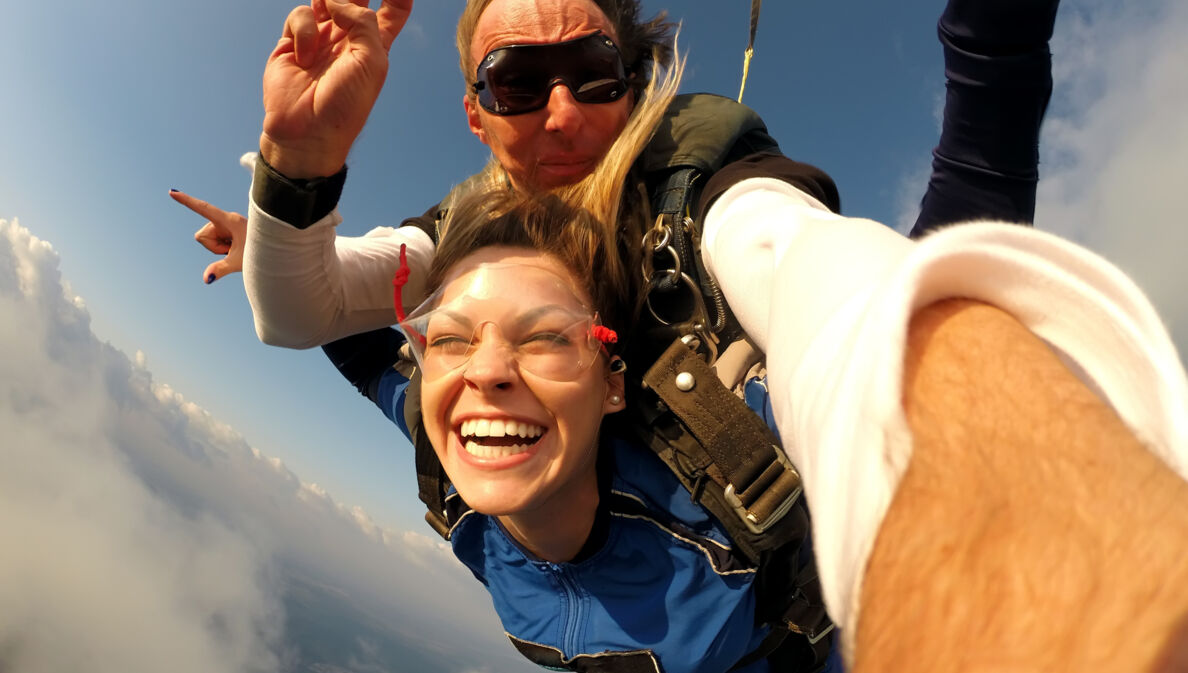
371;185;783;673
410;251;625;544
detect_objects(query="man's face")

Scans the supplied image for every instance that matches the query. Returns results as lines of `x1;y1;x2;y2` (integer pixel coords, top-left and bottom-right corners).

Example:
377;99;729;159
464;0;635;191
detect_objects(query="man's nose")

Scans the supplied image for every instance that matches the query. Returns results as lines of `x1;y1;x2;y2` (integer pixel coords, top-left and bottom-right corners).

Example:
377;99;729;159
543;84;583;135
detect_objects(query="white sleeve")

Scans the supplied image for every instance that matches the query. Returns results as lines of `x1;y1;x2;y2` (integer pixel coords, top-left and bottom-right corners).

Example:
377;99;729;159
702;177;1188;656
243;198;435;349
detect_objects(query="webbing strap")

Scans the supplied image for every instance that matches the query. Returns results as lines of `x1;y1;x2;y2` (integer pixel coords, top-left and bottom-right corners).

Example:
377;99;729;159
643;340;803;539
651;167;697;216
406;370;452;538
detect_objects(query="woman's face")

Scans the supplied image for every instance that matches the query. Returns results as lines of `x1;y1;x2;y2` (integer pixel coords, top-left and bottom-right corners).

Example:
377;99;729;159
416;246;625;517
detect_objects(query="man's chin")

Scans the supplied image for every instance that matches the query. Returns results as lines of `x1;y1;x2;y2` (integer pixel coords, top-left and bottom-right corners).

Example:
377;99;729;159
531;160;597;189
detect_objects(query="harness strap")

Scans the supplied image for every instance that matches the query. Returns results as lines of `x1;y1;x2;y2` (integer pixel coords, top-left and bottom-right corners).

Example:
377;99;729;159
730;629;786;671
733;557;834;671
406;370;452;538
651;167;698;216
642;168;729;355
641;339;804;559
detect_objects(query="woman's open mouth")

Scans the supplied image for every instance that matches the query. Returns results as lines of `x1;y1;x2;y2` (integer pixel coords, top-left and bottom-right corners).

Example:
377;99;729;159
459;418;544;459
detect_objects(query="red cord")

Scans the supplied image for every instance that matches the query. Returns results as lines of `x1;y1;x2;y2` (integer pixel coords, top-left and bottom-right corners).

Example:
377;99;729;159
591;325;618;345
392;243;410;322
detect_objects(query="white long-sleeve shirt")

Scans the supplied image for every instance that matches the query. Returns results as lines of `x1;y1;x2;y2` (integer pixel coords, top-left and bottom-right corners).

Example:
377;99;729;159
701;177;1188;656
244;202;435;348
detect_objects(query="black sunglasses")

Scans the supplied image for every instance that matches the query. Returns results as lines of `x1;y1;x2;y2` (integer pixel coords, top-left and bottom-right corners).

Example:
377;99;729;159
472;31;631;116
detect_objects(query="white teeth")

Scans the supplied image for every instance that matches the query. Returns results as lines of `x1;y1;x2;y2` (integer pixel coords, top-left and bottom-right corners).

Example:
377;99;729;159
464;440;532;459
460;419;544;439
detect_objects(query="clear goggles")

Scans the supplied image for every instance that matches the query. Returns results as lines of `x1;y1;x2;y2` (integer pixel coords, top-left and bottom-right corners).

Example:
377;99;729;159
397;263;617;382
472;31;630;116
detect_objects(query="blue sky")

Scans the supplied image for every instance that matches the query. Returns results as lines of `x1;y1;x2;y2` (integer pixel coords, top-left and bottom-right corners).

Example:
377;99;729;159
0;0;952;533
2;0;1188;537
3;0;1187;669
3;0;1186;582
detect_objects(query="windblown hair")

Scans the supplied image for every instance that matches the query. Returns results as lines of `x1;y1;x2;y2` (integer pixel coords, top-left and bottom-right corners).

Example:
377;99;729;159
431;32;685;339
456;0;677;98
428;192;632;334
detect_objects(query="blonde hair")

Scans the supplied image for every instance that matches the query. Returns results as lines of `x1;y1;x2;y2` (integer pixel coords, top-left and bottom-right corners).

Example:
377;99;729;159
433;39;685;335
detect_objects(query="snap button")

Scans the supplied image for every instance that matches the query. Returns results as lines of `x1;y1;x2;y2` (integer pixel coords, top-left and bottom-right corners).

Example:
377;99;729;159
675;372;695;392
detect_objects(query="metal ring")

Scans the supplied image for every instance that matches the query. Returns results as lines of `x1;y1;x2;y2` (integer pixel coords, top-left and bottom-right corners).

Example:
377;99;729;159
642;243;681;284
643;218;672;252
655;245;682;285
644;271;704;326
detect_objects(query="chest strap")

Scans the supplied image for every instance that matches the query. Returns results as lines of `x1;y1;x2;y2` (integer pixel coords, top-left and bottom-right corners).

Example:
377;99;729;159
637;339;805;561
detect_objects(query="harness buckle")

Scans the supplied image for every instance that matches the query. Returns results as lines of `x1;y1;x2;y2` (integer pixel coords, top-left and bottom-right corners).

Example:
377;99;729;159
722;444;803;535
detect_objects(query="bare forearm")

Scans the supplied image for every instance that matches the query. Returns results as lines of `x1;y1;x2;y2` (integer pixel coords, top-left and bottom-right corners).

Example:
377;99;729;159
856;299;1188;672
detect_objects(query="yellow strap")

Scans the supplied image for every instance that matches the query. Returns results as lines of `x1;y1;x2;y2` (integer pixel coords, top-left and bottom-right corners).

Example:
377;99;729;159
738;0;762;103
738;47;754;102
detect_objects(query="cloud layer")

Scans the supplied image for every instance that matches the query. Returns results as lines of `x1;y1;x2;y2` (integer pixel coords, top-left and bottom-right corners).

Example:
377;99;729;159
0;218;520;673
1037;0;1188;357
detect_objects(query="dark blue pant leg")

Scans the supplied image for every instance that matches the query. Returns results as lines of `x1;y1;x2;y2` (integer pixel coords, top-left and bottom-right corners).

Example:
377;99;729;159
910;0;1061;237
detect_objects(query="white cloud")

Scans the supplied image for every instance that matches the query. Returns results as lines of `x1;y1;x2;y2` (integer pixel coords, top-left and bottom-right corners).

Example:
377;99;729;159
0;219;281;673
1036;0;1188;358
889;0;1188;358
0;218;523;672
893;158;933;235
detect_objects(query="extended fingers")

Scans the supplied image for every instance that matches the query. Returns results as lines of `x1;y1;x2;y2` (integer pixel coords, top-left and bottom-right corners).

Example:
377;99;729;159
283;5;320;68
170;189;244;229
377;0;414;51
324;0;384;54
171;189;224;221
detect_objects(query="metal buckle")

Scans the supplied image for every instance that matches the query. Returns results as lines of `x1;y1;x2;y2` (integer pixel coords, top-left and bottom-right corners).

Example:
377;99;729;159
722;445;803;535
786;620;835;645
641;213;720;360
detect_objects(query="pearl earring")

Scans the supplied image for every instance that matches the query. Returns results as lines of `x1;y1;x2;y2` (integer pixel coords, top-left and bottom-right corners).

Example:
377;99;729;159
610;394;623;405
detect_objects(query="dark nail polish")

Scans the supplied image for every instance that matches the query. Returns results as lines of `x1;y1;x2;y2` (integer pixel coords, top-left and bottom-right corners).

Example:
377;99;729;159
170;188;179;193
206;274;216;284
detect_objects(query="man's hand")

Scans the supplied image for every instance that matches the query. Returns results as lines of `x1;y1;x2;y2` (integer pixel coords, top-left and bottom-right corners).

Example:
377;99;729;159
170;190;247;284
259;0;413;178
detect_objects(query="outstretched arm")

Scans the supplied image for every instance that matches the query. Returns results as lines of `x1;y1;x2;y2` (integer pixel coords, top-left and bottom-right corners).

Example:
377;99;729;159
701;177;1188;670
169;186;435;348
911;0;1060;234
857;299;1188;672
243;202;433;348
242;0;444;348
